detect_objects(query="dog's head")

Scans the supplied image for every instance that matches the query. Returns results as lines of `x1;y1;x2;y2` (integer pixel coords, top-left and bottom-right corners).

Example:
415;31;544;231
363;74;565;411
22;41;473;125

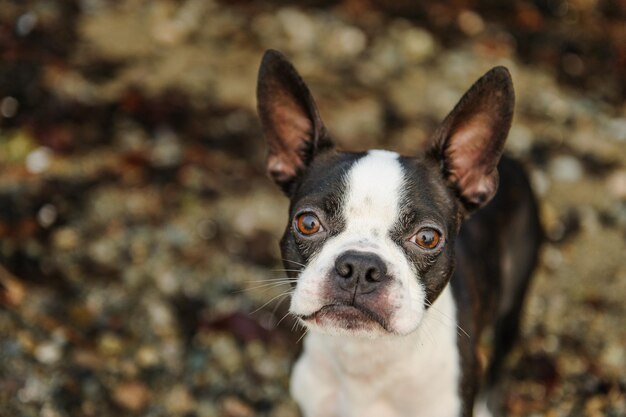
257;50;514;338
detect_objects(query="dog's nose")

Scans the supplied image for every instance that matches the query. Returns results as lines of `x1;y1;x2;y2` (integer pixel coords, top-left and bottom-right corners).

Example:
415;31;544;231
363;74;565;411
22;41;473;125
334;251;388;294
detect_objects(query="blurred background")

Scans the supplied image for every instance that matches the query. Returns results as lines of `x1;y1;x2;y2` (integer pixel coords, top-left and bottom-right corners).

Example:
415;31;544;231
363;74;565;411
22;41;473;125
0;1;625;416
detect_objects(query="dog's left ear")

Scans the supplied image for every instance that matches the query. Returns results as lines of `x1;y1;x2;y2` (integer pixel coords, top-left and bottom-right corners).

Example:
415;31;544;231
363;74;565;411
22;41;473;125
429;66;514;213
257;50;333;195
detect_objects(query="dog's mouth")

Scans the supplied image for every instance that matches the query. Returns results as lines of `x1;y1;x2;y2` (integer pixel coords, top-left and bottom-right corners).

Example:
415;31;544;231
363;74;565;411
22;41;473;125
299;304;389;332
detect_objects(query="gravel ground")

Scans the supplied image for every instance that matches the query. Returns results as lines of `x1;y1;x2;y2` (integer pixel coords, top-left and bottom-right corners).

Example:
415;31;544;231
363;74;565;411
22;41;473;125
0;1;625;416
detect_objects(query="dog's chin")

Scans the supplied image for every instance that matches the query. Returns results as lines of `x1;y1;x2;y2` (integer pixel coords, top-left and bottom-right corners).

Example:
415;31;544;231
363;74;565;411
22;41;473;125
297;304;397;338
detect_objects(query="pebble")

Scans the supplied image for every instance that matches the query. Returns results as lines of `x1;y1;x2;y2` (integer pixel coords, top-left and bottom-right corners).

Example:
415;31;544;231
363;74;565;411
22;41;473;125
601;343;625;373
25;147;52;174
136;345;160;368
326;96;383;146
276;8;316;50
211;335;243;374
98;332;123;356
88;239;119;265
151;128;183;167
16;13;38;37
548;155;584;182
37;204;58;228
607;170;626;200
507;124;534;156
197;400;220;417
164;384;196;415
221;396;254;417
530;169;550;196
395;24;436;62
457;10;485;35
1;96;19;118
34;341;62;365
326;25;367;59
18;376;48;403
112;381;151;412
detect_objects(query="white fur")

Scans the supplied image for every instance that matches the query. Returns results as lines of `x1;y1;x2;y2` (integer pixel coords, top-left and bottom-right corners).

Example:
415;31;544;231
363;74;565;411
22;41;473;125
291;286;462;417
290;150;425;335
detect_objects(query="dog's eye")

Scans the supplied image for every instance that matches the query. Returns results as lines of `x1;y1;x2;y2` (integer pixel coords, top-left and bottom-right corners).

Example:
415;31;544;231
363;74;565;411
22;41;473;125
295;212;323;236
410;227;441;250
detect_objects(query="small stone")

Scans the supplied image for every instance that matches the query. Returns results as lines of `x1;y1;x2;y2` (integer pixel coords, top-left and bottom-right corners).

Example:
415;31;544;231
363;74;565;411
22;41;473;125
323;24;367;59
197;218;218;240
457;10;485;35
0;270;25;307
112;381;150;412
276;8;316;50
507;125;534;156
88;238;118;265
398;26;436;62
98;332;123;356
164;384;196;415
18;376;48;403
197;400;220;417
530;169;550;196
543;245;563;270
221;396;254;417
606;117;626;141
25;147;52;174
607;170;626;200
37;204;58;228
151;128;182;167
601;343;625;372
16;12;37;37
211;335;242;374
155;270;179;295
1;96;19;118
325;96;383;146
273;402;300;417
136;345;160;368
548;155;583;183
34;342;62;365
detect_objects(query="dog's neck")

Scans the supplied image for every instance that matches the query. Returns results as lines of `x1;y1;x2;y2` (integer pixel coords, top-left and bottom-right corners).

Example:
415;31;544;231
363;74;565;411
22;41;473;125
293;286;463;417
302;285;459;377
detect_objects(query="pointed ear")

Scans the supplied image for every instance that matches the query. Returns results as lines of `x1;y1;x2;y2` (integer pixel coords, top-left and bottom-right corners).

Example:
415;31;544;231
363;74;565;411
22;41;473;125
429;66;514;213
256;50;333;194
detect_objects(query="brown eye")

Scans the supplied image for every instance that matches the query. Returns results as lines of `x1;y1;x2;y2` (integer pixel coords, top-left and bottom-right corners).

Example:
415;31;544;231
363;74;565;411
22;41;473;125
410;227;442;250
295;213;323;236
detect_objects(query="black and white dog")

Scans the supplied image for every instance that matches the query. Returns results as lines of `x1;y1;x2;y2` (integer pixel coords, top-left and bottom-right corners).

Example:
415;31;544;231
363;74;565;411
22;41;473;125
256;49;542;417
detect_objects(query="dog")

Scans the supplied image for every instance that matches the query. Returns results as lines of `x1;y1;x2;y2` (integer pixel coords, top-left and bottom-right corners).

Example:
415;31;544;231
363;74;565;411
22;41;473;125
256;49;542;417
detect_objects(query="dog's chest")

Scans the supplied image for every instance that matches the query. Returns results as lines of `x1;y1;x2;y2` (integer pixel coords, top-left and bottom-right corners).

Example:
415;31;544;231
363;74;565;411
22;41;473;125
291;288;462;417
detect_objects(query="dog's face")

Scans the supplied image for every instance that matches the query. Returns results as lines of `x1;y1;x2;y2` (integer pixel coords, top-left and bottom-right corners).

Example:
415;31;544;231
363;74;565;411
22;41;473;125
257;50;514;338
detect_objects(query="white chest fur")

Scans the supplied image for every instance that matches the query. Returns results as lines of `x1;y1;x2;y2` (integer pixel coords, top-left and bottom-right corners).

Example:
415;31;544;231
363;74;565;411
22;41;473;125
291;286;462;417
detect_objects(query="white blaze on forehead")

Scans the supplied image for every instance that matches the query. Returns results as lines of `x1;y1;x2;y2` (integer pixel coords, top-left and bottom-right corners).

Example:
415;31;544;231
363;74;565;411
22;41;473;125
343;150;404;233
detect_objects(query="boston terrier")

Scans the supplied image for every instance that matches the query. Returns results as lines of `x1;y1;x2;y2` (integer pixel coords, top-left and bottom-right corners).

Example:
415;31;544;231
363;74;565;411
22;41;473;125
256;49;542;417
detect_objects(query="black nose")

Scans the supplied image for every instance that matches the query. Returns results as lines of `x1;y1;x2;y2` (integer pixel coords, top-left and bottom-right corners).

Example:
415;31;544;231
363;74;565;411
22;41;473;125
334;251;388;294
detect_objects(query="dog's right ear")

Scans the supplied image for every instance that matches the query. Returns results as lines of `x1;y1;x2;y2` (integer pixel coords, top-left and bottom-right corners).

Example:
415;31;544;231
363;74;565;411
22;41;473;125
257;50;333;194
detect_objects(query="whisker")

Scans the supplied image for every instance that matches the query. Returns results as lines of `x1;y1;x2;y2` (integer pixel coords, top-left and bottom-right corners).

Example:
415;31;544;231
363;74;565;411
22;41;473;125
272;292;291;317
249;290;293;315
296;328;309;344
234;280;297;294
275;310;292;328
423;299;470;339
282;258;306;268
246;277;299;283
245;280;297;287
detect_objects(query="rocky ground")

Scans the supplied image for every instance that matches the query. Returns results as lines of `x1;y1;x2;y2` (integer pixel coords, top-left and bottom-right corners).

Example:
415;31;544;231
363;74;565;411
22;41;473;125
0;1;625;416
